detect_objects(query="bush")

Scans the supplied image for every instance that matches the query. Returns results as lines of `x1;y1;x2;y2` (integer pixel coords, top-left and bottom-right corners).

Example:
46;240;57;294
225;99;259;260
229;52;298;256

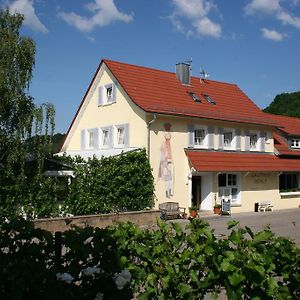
1;149;154;218
1;218;300;299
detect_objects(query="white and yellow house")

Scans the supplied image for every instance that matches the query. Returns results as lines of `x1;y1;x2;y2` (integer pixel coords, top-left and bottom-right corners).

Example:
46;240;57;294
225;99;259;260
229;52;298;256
59;59;300;213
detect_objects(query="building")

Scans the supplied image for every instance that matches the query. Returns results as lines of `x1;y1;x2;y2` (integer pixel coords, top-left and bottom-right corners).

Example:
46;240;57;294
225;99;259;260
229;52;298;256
59;59;300;213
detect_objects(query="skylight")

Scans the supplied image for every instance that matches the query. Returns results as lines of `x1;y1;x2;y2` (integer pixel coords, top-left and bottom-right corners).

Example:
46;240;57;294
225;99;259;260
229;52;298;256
188;92;201;102
203;94;216;105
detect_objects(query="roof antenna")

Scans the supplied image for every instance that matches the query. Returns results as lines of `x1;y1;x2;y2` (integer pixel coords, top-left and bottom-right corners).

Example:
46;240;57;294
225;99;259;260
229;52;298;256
200;67;210;83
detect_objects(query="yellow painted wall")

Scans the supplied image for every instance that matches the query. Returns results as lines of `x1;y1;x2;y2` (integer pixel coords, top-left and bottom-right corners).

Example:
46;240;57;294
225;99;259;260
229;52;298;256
149;116;275;210
63;64;147;152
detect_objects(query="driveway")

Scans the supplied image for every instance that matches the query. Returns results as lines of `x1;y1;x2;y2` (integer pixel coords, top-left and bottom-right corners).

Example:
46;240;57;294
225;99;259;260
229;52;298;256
172;209;300;247
201;209;300;247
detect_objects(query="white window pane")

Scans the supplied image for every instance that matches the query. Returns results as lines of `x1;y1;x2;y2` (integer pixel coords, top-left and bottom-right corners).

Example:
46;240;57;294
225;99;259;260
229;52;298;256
89;131;97;148
117;127;125;145
224;132;232;147
194;129;205;145
102;130;109;146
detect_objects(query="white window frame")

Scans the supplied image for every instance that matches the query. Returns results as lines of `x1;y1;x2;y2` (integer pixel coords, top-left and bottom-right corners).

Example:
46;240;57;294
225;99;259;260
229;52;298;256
223;128;236;150
194;126;208;149
114;124;129;148
98;83;116;106
99;126;112;149
291;138;300;149
87;128;98;149
217;173;241;206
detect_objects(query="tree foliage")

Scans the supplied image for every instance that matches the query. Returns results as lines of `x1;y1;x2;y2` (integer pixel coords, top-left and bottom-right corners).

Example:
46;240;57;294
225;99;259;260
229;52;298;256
1;218;300;299
264;91;300;117
0;9;55;216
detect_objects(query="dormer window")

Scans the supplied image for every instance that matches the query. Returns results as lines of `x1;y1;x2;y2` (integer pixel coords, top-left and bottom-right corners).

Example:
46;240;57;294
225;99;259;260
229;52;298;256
203;94;216;105
188;92;201;102
291;138;300;149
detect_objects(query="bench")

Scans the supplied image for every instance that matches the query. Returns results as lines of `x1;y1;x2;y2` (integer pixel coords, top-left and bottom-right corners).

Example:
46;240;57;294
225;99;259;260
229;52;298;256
258;201;273;212
159;202;186;220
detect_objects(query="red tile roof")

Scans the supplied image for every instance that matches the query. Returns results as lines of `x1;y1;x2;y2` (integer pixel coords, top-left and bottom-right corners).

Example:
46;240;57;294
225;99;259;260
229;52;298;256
185;150;300;172
266;113;300;136
274;132;300;156
104;60;276;126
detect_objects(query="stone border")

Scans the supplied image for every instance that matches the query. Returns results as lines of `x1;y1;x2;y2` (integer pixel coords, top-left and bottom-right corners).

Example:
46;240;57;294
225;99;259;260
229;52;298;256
33;210;160;233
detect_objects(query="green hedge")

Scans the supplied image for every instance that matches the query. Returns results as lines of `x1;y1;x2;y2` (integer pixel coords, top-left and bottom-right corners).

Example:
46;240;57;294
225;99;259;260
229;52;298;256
1;218;300;299
0;149;154;218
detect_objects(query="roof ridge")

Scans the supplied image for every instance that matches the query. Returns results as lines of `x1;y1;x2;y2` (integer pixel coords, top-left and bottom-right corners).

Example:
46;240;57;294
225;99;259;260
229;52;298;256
103;58;238;87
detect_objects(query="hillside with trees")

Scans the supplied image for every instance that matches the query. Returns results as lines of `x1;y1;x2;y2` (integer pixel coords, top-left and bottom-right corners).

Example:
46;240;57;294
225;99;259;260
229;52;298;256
264;91;300;117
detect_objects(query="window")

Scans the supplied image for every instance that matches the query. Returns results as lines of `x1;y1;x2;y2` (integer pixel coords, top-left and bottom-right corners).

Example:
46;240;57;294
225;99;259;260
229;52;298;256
291;138;300;148
115;124;129;147
98;83;116;105
117;127;125;145
106;86;113;102
87;129;98;149
250;133;258;149
279;173;299;191
224;131;233;147
218;173;240;205
100;126;112;148
188;92;201;102
203;94;216;105
194;129;205;145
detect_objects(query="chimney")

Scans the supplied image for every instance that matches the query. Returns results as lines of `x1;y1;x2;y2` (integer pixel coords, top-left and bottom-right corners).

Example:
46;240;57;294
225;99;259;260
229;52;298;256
176;62;191;85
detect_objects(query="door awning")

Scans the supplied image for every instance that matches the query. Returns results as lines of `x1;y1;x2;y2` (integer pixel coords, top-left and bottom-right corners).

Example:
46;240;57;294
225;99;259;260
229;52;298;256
185;150;300;172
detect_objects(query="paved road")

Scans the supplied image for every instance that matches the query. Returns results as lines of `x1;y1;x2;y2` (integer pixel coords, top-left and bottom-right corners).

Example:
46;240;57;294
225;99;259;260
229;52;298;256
171;209;300;247
201;209;300;247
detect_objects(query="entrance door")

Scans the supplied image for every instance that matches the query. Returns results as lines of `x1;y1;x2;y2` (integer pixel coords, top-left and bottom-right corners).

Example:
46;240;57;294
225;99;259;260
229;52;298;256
192;176;201;209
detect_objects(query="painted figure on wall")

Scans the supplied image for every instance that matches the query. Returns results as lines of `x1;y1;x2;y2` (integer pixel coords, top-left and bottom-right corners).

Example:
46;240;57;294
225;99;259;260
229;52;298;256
158;123;174;198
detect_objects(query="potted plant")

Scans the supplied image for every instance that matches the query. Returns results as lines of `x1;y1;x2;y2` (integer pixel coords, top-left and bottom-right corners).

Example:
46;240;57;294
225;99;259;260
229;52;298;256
189;205;198;218
213;204;221;215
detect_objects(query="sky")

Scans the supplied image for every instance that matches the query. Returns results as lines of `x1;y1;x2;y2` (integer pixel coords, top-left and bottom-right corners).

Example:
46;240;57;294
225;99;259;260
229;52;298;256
1;0;300;133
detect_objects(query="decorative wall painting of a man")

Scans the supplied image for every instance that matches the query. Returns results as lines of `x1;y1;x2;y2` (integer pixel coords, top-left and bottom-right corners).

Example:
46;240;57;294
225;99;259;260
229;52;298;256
158;123;174;198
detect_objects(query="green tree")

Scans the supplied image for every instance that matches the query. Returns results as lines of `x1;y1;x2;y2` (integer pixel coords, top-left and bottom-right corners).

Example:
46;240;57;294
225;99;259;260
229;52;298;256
264;91;300;117
0;9;55;216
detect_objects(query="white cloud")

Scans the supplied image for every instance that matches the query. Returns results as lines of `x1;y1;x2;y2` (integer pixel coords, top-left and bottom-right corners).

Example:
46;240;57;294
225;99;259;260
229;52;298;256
245;0;300;29
9;0;48;33
170;0;221;38
277;10;300;28
58;0;133;33
245;0;280;15
260;27;286;40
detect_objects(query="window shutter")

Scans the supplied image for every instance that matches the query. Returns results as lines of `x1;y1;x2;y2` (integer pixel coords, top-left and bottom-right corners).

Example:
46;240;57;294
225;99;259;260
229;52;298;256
81;129;86;150
235;128;241;150
111;84;117;103
218;127;224;150
124;123;129;147
98;86;104;106
188;125;194;148
208;126;214;149
260;131;266;151
245;130;250;151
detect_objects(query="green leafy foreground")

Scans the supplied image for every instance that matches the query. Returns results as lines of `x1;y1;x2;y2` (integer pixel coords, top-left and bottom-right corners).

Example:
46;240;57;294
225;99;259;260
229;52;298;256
0;218;299;299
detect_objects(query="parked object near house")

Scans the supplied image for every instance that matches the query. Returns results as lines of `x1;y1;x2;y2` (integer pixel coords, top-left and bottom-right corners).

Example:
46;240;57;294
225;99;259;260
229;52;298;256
59;59;300;213
159;202;186;220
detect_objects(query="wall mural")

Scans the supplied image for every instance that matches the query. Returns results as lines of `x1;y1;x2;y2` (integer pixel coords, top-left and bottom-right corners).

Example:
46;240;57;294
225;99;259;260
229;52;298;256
158;123;174;198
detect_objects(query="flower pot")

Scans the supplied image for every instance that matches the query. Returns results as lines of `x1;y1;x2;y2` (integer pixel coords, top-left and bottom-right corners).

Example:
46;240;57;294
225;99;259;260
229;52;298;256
189;210;198;218
213;207;221;215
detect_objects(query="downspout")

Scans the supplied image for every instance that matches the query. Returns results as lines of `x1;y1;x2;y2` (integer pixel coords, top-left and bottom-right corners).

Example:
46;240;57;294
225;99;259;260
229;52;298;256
147;114;157;159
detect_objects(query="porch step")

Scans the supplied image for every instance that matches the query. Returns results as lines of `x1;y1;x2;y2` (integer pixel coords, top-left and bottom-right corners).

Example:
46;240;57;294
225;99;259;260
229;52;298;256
198;210;214;217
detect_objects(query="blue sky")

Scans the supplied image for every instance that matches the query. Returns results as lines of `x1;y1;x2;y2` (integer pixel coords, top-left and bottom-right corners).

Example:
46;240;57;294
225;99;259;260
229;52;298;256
2;0;300;133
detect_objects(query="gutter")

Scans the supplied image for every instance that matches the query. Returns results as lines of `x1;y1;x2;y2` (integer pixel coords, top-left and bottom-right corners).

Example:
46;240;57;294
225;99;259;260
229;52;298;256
147;114;157;159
